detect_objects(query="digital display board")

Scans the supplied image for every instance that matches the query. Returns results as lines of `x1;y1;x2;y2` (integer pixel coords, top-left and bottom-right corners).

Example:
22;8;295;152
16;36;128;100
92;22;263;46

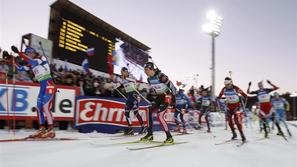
113;39;148;81
52;11;115;72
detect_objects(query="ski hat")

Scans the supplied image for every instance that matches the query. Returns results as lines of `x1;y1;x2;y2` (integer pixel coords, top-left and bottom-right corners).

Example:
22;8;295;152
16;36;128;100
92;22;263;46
258;81;263;87
121;67;128;72
24;47;37;55
144;62;154;69
224;77;232;85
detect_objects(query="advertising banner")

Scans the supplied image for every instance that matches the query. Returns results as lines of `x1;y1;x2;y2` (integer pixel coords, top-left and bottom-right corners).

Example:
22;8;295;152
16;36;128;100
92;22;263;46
0;82;78;121
75;96;149;133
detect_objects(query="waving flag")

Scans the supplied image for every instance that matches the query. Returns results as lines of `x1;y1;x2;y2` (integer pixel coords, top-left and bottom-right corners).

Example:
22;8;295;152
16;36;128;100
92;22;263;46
64;59;69;72
176;81;182;86
176;81;187;88
86;48;95;56
81;59;89;73
112;50;118;65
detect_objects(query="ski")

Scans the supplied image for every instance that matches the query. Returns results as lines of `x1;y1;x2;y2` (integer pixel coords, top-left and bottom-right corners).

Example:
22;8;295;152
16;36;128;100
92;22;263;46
0;137;79;143
215;139;240;145
126;141;188;151
91;140;164;148
279;134;288;142
172;132;193;136
236;141;248;147
110;133;144;140
119;140;163;145
254;137;268;141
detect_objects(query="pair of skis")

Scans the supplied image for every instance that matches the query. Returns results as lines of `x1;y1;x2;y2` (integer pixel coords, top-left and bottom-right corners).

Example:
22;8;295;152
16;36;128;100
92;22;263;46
121;140;188;150
215;139;247;147
0;137;79;142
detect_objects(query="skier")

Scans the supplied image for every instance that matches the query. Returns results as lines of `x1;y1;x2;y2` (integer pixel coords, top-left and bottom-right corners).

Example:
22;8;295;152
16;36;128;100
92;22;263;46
247;80;284;138
174;89;190;133
197;88;212;132
140;62;176;143
218;77;248;142
11;46;55;138
116;67;147;135
271;92;292;136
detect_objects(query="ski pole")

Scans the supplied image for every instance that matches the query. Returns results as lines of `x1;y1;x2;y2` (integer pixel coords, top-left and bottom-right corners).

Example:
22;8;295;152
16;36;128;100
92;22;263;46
114;87;127;100
12;56;16;138
38;41;49;60
5;72;10;133
132;87;152;106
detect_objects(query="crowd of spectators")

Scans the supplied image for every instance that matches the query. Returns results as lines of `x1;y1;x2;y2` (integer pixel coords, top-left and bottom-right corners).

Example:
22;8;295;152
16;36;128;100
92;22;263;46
0;48;150;98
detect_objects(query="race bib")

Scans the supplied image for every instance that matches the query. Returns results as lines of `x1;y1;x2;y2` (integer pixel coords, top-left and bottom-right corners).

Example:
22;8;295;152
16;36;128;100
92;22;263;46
176;99;186;105
273;101;284;110
32;65;51;81
225;95;240;104
123;82;136;93
258;94;270;103
150;83;168;94
202;99;211;106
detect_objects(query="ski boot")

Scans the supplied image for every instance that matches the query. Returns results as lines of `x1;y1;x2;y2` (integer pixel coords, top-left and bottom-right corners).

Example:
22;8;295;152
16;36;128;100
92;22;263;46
139;126;147;134
231;131;237;140
287;129;292;137
240;132;246;142
140;133;153;142
173;125;181;132
164;137;174;144
180;127;188;134
264;130;269;138
124;127;134;135
28;127;46;138
40;128;56;138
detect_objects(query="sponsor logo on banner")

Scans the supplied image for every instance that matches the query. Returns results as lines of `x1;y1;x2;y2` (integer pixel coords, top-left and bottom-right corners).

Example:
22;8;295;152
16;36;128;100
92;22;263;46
0;82;78;120
76;97;149;127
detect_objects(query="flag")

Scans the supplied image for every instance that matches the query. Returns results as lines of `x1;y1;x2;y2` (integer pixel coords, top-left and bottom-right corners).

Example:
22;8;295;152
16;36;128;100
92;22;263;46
86;48;95;56
107;55;113;75
176;81;182;87
176;81;187;88
112;50;118;65
64;59;69;72
81;59;89;73
182;83;187;88
139;74;143;82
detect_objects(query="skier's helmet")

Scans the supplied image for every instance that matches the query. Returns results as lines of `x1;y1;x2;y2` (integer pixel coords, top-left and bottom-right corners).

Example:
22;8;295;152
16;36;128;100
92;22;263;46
24;47;37;55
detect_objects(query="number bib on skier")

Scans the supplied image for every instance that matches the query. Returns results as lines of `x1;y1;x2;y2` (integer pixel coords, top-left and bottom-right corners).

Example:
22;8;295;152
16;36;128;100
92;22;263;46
258;94;270;103
123;82;136;93
225;95;240;104
273;101;284;110
176;99;186;105
32;65;51;81
150;83;168;95
202;99;211;106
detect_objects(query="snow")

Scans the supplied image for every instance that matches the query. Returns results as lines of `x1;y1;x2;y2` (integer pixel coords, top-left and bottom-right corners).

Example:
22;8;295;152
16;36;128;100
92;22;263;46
0;122;297;167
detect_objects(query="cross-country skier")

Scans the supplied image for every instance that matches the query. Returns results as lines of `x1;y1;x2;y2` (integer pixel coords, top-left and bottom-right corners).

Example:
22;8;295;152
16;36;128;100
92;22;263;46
140;62;176;143
218;77;248;142
11;45;55;138
116;67;147;135
247;80;284;138
197;88;212;132
174;89;190;133
271;92;292;136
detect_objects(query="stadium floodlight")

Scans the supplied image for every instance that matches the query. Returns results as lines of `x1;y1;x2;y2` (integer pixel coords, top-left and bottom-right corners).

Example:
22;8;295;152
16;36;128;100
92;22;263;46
203;10;223;37
202;10;223;102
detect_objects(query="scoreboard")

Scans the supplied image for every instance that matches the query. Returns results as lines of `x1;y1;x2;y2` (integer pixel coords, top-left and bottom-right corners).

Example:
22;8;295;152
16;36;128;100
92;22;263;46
52;11;115;72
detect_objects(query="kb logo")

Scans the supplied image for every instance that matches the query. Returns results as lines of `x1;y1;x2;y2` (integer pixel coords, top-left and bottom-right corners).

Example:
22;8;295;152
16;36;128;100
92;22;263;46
0;87;28;112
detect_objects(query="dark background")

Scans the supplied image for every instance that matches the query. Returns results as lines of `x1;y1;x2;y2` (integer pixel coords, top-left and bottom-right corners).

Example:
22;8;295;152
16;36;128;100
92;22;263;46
52;10;116;73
